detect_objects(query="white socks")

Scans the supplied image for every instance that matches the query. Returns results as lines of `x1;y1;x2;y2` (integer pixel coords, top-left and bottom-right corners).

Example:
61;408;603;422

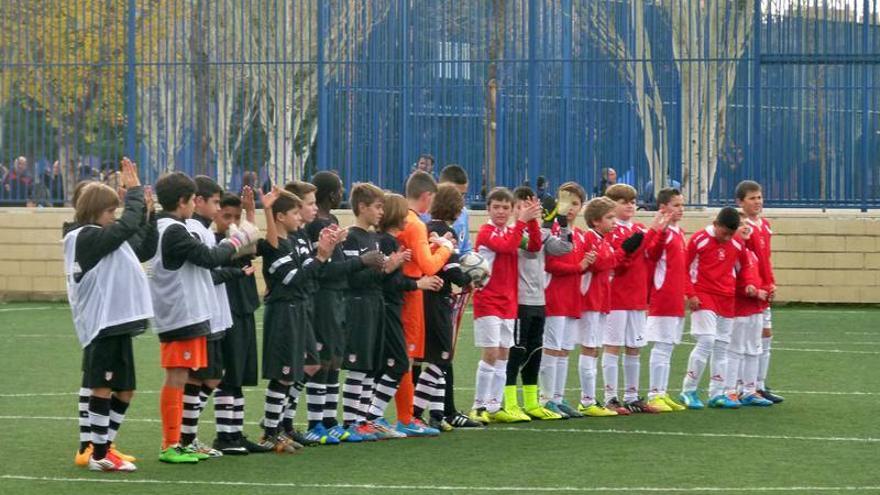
473;360;495;410
623;354;640;402
648;342;674;400
601;352;619;402
742;354;760;395
757;336;772;390
682;335;713;393
539;353;558;404
725;350;744;394
489;360;508;413
554;355;569;404
708;339;729;398
578;354;598;406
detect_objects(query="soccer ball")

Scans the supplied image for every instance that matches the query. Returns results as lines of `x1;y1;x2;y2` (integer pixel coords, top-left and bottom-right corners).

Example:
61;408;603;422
460;252;491;287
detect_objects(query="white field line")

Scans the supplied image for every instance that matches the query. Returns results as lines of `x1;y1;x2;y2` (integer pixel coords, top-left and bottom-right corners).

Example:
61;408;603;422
0;415;876;444
0;306;64;312
1;475;878;493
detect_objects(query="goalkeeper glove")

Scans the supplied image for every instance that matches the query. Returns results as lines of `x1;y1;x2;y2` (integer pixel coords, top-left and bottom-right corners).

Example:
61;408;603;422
621;231;644;254
226;220;260;252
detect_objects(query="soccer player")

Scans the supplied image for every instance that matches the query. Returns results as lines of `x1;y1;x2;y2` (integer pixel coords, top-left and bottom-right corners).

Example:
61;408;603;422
257;187;338;451
602;184;660;415
469;187;542;424
644;188;688;412
735;180;783;404
64;159;155;472
727;215;773;407
505;185;573;421
679;206;757;409
541;182;588;419
210;188;272;454
179;176;235;458
366;193;442;438
395;171;454;435
419;183;474;430
148;171;257;464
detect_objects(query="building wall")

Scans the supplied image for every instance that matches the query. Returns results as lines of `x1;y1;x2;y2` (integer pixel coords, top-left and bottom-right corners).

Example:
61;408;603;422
1;207;878;303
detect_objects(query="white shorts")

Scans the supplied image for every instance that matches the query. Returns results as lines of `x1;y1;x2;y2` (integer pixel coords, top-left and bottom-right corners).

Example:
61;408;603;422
604;310;647;348
645;316;685;345
690;310;734;343
730;314;763;355
763;307;772;329
578;311;606;348
474;316;515;348
544;316;578;351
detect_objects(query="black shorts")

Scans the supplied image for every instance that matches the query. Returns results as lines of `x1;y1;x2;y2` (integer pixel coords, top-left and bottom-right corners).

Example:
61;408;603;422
514;304;546;350
262;301;310;382
343;292;384;372
381;303;410;377
220;312;259;388
423;293;454;364
190;337;225;381
313;289;347;363
81;334;136;391
304;301;320;367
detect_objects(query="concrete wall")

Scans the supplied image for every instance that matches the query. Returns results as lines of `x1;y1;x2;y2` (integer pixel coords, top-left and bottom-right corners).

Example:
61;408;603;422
1;207;878;303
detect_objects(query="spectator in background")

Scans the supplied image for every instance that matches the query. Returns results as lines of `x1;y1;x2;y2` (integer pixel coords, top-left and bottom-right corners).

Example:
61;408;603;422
536;176;550;201
594;167;617;197
3;156;34;206
412;153;436;176
41;160;65;206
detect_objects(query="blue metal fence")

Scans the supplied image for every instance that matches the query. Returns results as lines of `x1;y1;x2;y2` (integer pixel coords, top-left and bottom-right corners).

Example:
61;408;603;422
0;0;877;208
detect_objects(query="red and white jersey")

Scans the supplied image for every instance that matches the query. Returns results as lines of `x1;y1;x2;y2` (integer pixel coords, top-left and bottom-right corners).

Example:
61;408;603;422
545;227;586;318
608;219;659;310
735;248;766;317
744;217;775;291
686;225;752;298
473;219;541;319
580;228;617;313
645;225;690;317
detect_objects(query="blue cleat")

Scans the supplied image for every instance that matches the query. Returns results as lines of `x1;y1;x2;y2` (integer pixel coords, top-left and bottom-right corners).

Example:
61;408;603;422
303;423;341;445
329;424;362;442
396;419;440;437
740;393;773;407
679;391;705;410
372;418;407;439
544;401;570;419
708;394;741;409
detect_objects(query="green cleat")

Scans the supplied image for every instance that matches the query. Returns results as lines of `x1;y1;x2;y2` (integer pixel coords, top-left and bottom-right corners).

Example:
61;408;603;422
180;444;212;460
158;445;201;464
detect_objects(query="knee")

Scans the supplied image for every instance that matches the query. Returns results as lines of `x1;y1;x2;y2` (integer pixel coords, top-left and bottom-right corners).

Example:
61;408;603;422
114;390;134;402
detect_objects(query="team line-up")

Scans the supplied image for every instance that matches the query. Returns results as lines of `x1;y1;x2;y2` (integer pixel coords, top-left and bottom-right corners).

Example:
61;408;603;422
62;160;782;472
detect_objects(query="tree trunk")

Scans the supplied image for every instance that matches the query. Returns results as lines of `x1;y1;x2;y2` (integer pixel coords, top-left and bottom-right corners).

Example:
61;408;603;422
57;133;78;205
485;0;507;192
190;0;211;177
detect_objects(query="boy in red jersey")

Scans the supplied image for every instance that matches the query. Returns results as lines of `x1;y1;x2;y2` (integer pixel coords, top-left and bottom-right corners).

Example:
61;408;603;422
727;215;773;407
601;184;662;415
468;187;542;424
735;180;783;403
575;197;621;417
644;188;688;412
679;207;758;409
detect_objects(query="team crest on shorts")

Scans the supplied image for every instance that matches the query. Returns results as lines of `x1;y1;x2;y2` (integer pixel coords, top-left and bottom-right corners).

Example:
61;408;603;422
183;351;192;360
316;342;323;351
104;371;113;381
387;358;395;367
408;343;416;351
441;352;450;360
282;366;291;375
348;354;357;363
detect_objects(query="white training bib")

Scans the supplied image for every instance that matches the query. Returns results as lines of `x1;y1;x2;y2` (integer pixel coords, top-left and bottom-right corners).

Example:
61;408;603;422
63;226;154;348
186;218;233;334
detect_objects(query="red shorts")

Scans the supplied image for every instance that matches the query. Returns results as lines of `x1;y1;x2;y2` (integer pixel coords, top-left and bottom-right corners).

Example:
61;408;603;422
160;336;208;370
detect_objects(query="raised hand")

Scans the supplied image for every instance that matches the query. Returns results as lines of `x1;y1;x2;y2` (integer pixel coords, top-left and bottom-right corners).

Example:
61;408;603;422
260;186;284;210
650;211;670;232
119;157;141;189
144;186;155;215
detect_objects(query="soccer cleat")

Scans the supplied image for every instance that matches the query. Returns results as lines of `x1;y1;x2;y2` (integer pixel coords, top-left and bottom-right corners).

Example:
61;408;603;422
74;445;93;467
240;434;274;453
212;437;249;456
557;400;584;418
646;396;674;413
396;419;440;437
284;428;317;447
158;445;201;464
604;398;631;416
543;401;570;419
625;398;662;414
726;393;743;408
660;393;686;412
88;452;137;472
108;444;136;463
329;424;362;443
186;438;222;458
679;391;705;410
504;405;533;422
257;434;299;454
524;405;563;420
428;416;454;432
446;411;485;428
304;424;341;445
181;444;214;460
468;408;491;425
488;409;521;423
758;388;785;404
577;403;618;417
354;422;379;441
708;394;741;409
740;393;773;407
372;419;407;440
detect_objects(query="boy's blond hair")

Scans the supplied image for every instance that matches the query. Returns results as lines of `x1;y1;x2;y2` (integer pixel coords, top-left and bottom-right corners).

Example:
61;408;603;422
604;183;638;202
350;182;384;216
380;193;408;232
74;182;120;225
584;196;617;228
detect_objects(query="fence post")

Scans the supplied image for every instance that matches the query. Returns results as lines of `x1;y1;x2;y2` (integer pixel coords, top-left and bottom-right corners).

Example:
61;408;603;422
861;0;870;212
400;0;411;179
561;0;572;182
527;0;539;185
750;0;761;195
317;1;329;171
125;0;137;162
